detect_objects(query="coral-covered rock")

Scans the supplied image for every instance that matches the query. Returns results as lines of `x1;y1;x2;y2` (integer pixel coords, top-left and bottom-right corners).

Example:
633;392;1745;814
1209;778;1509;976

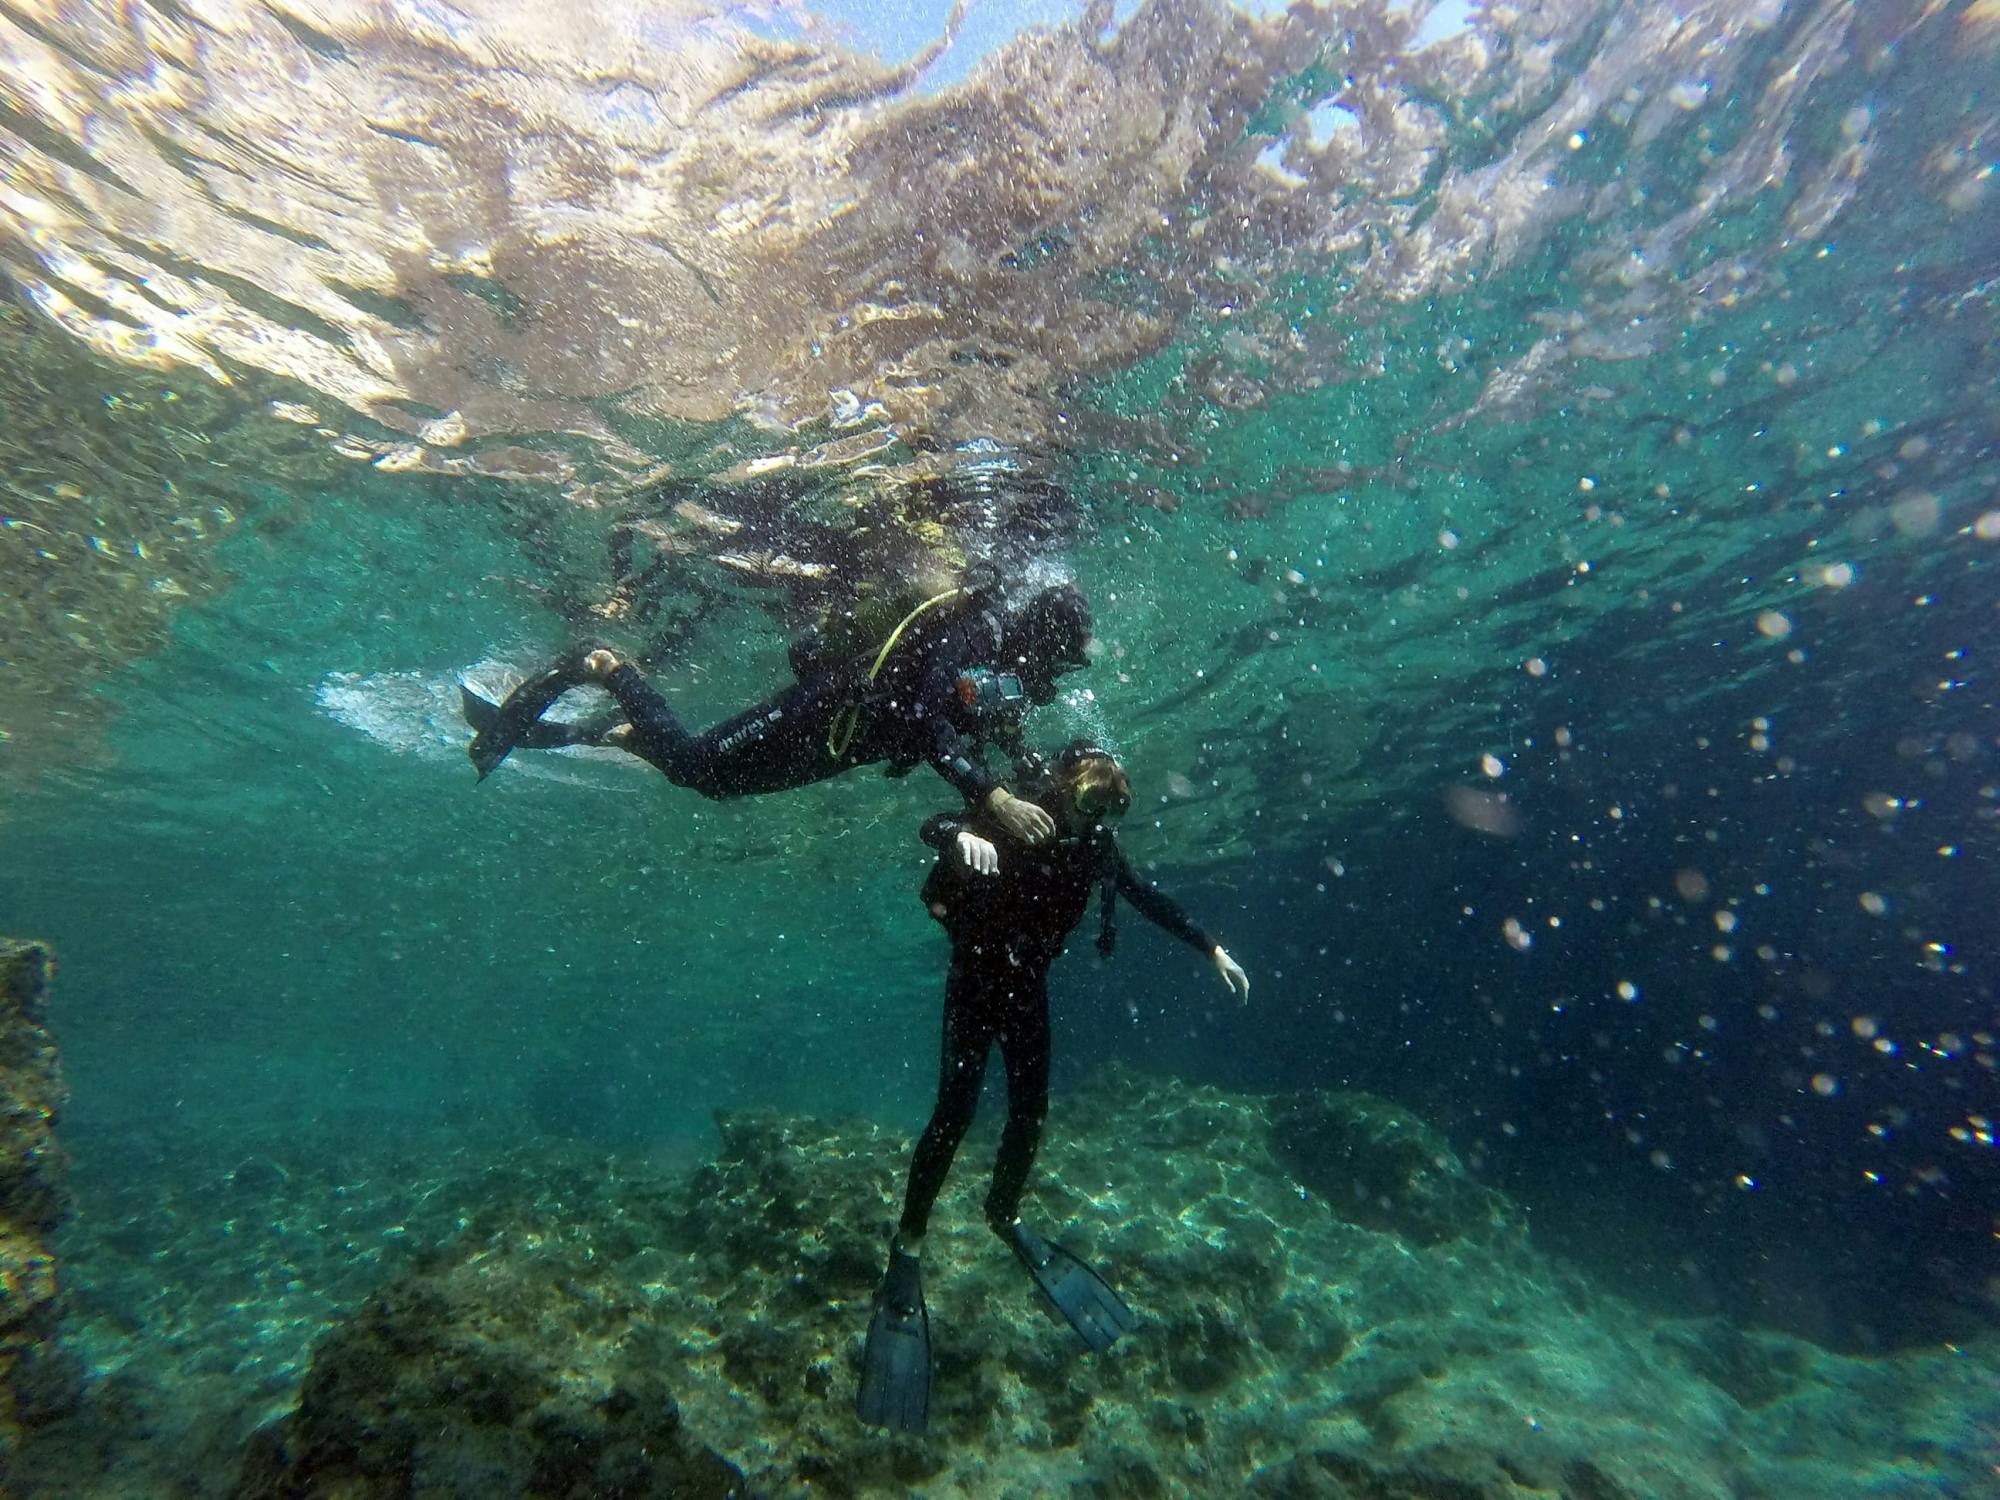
0;938;82;1453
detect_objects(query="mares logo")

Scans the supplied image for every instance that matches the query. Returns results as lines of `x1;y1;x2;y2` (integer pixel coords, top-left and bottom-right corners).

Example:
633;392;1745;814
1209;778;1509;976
716;707;783;754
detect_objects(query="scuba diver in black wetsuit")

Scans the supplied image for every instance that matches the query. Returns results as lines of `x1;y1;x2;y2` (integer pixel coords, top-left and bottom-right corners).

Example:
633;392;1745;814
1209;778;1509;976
460;582;1094;843
856;741;1250;1433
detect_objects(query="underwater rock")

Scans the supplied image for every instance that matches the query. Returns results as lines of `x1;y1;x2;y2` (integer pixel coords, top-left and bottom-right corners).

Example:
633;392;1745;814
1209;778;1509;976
194;1065;2000;1500
0;938;83;1451
1265;1087;1518;1246
231;1237;745;1499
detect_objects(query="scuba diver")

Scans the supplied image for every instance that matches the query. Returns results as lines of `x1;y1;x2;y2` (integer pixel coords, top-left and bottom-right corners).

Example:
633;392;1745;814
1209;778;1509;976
857;741;1250;1433
460;581;1094;842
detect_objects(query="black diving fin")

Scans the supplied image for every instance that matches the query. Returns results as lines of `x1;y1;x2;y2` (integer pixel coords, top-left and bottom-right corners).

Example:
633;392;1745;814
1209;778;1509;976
463;648;596;780
1007;1222;1138;1355
856;1248;931;1432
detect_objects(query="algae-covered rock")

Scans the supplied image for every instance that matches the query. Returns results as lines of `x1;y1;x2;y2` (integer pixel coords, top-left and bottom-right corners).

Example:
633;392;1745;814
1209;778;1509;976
0;938;83;1452
231;1233;745;1498
1266;1087;1518;1246
20;1064;1997;1499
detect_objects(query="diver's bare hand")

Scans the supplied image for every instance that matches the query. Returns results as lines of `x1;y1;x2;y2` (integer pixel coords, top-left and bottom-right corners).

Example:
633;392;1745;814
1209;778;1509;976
1211;946;1251;1004
985;787;1055;845
583;649;621;681
956;831;1000;875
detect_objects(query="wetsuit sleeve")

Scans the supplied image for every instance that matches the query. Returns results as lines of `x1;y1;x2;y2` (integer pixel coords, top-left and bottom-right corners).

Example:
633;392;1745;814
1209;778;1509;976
1111;845;1217;955
920;812;967;850
925;701;998;803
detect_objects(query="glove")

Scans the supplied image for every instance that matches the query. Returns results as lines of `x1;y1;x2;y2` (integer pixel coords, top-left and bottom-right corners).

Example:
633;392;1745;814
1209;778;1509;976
1211;946;1250;1003
956;831;1000;875
985;787;1055;845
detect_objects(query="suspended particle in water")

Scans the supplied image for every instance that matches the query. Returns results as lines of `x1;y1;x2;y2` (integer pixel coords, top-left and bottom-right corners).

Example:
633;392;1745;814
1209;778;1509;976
1756;611;1792;639
1446;786;1521;837
1439;528;1459;549
1525;656;1548;677
1734;1173;1758;1190
1650;1149;1673;1170
1501;917;1532;951
1890;491;1941;538
1852;1015;1879;1039
1481;753;1505;778
1820;562;1855;588
1617;980;1640;1002
1715;910;1739;934
1858;891;1889;916
1974;511;2000;541
1675;869;1711;902
1811;1073;1840;1098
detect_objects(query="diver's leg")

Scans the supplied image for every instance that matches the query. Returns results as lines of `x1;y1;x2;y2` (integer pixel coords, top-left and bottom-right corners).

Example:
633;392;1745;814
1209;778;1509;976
897;960;995;1245
603;667;845;798
984;977;1052;1234
596;663;703;780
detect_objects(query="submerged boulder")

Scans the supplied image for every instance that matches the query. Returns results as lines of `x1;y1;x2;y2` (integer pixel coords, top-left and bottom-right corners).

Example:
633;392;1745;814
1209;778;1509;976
1265;1087;1517;1246
231;1230;744;1499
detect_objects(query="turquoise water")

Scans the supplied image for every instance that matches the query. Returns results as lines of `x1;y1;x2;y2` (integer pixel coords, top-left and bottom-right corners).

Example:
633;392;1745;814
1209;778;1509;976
0;2;1996;1493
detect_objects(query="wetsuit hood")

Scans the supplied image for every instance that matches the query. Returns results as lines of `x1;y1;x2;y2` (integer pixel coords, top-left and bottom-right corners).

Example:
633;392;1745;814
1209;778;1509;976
1002;584;1092;701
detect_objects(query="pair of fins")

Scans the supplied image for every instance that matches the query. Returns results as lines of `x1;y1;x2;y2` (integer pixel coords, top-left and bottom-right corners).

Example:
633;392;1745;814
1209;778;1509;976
462;650;623;779
856;1224;1138;1434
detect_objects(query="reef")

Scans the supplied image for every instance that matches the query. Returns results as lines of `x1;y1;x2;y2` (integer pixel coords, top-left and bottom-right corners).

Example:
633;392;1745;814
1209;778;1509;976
14;1067;1997;1498
0;939;81;1462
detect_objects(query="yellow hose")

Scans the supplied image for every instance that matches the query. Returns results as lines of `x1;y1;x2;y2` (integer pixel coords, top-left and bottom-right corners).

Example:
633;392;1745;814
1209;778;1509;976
826;588;966;759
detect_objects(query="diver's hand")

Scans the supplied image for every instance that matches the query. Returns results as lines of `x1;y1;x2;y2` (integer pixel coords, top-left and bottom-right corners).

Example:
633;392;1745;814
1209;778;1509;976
1211;946;1250;1004
956;831;1000;875
985;787;1055;845
583;649;621;681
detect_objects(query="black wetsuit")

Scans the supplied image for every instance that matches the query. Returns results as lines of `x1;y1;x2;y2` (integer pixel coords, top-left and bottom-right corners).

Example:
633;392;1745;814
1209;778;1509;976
600;601;1032;803
898;790;1216;1240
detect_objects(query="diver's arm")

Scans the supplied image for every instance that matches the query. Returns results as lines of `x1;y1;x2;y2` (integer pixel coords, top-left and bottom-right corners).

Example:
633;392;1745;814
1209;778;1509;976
1109;847;1213;952
1111;846;1249;999
925;717;1053;844
920;812;1000;874
926;713;998;803
920;812;966;850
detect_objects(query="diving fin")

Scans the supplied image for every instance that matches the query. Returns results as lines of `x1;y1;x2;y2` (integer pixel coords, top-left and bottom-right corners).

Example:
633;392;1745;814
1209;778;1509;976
1008;1222;1138;1355
464;648;594;779
462;685;624;754
856;1249;931;1433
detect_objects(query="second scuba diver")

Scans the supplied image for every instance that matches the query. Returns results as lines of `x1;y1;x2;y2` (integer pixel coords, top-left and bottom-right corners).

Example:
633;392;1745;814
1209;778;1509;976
857;741;1250;1433
461;582;1093;845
